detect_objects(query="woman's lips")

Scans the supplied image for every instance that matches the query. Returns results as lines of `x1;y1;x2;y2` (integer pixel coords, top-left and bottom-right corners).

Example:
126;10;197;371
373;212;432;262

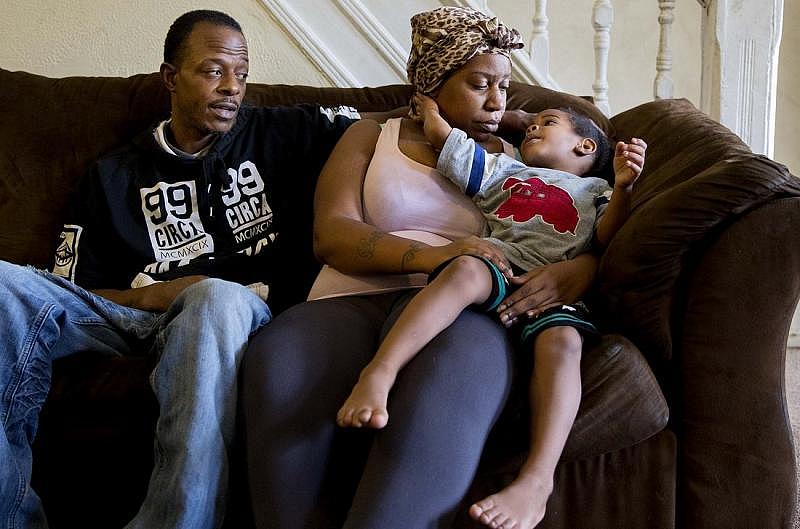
475;121;499;133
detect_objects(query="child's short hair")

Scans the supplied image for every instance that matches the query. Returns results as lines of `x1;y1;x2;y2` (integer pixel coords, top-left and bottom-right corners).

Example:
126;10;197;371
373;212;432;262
557;107;614;182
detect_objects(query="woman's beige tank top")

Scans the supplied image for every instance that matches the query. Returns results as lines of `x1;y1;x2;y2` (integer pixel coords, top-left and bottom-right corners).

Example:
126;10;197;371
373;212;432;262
308;118;512;300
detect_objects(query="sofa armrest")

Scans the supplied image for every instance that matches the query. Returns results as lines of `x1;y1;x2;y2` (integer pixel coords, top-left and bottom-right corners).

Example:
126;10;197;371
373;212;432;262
676;197;799;529
599;98;800;362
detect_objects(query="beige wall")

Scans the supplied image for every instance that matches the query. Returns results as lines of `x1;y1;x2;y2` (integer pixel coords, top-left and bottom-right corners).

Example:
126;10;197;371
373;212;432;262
0;0;797;174
0;0;328;85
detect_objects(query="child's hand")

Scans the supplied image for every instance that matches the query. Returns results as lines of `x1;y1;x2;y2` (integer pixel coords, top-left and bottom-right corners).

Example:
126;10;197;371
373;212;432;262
613;138;647;190
411;93;453;151
410;93;439;123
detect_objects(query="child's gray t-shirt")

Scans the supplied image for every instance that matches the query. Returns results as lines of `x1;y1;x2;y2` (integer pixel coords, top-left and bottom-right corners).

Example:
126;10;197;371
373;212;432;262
437;128;612;271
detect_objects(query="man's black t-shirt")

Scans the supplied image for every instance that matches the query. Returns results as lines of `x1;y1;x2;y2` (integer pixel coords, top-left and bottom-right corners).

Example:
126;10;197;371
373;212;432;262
52;103;355;313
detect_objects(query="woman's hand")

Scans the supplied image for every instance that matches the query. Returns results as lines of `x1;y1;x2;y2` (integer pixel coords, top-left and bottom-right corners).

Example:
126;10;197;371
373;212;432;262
497;108;537;140
496;253;598;327
423;236;512;277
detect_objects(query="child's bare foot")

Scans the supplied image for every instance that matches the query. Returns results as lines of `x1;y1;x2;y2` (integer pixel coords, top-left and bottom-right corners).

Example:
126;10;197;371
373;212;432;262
468;473;553;529
336;362;396;428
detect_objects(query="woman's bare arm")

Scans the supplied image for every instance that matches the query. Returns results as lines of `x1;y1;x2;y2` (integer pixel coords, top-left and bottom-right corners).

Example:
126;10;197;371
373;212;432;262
313;120;446;275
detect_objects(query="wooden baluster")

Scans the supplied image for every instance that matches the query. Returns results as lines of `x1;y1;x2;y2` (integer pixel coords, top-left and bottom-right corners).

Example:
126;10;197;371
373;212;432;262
592;0;613;115
654;0;675;99
530;0;550;79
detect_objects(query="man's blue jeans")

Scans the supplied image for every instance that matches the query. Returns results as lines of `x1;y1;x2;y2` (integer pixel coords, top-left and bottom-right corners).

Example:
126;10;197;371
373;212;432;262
0;261;271;529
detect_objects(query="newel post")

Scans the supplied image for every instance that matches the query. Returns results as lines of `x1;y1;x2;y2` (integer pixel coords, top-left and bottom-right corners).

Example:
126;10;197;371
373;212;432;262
700;0;784;156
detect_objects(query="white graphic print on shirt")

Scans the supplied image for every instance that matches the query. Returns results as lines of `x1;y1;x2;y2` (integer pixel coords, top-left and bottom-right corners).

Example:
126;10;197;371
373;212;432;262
140;180;214;262
222;160;274;245
140;160;276;269
52;224;83;282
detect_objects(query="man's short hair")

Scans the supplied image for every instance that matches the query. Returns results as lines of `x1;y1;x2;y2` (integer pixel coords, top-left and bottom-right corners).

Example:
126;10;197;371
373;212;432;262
557;107;614;182
164;10;243;66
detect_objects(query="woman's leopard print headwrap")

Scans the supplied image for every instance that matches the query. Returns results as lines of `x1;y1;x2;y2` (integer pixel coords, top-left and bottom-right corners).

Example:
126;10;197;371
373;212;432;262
407;6;524;96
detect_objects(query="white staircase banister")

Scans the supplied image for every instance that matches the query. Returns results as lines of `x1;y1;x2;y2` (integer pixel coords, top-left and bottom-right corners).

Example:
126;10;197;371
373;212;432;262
654;0;675;100
592;0;613;115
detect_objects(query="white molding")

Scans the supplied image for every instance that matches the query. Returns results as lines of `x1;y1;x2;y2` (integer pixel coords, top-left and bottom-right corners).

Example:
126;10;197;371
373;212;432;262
511;49;558;89
468;0;489;11
737;39;756;147
258;0;360;87
258;0;566;91
333;0;407;82
654;0;675;100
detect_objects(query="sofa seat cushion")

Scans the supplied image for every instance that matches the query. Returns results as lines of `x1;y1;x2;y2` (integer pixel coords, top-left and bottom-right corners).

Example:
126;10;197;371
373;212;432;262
30;334;666;528
457;430;676;529
484;334;668;465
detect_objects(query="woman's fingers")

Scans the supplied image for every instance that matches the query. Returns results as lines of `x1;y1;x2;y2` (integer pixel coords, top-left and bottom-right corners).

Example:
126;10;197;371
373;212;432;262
498;286;556;326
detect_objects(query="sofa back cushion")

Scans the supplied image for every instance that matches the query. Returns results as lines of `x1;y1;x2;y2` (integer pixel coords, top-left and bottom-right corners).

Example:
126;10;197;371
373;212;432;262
0;69;608;270
0;71;167;267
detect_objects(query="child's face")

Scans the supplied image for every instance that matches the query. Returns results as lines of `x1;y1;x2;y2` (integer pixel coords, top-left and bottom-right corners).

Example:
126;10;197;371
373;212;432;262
518;109;593;174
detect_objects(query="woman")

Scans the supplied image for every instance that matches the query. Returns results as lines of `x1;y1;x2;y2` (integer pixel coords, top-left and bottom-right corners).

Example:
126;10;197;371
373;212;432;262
241;7;598;528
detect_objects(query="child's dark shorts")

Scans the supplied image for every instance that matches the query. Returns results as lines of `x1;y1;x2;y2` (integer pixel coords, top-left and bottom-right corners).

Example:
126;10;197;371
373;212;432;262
429;255;599;349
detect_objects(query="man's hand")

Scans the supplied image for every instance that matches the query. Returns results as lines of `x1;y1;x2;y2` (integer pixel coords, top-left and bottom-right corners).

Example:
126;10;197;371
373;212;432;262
139;276;209;311
613;138;647;190
93;275;208;312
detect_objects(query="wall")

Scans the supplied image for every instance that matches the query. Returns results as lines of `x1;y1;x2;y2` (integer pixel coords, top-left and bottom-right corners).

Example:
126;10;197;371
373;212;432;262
0;0;328;86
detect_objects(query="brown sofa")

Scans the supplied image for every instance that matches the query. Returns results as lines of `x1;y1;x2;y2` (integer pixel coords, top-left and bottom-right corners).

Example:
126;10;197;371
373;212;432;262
1;68;798;528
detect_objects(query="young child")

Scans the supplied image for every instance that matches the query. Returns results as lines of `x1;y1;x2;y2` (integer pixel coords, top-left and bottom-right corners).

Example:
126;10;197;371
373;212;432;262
337;93;646;529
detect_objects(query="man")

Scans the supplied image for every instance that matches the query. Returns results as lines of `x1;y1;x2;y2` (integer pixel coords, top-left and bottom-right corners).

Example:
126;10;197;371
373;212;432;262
0;10;356;529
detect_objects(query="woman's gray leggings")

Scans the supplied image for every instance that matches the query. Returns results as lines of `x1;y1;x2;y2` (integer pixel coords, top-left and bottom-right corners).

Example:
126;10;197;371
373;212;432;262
241;291;514;529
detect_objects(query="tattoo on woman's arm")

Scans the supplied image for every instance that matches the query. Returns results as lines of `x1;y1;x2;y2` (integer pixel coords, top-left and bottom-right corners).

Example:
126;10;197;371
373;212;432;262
401;242;425;273
356;231;384;260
